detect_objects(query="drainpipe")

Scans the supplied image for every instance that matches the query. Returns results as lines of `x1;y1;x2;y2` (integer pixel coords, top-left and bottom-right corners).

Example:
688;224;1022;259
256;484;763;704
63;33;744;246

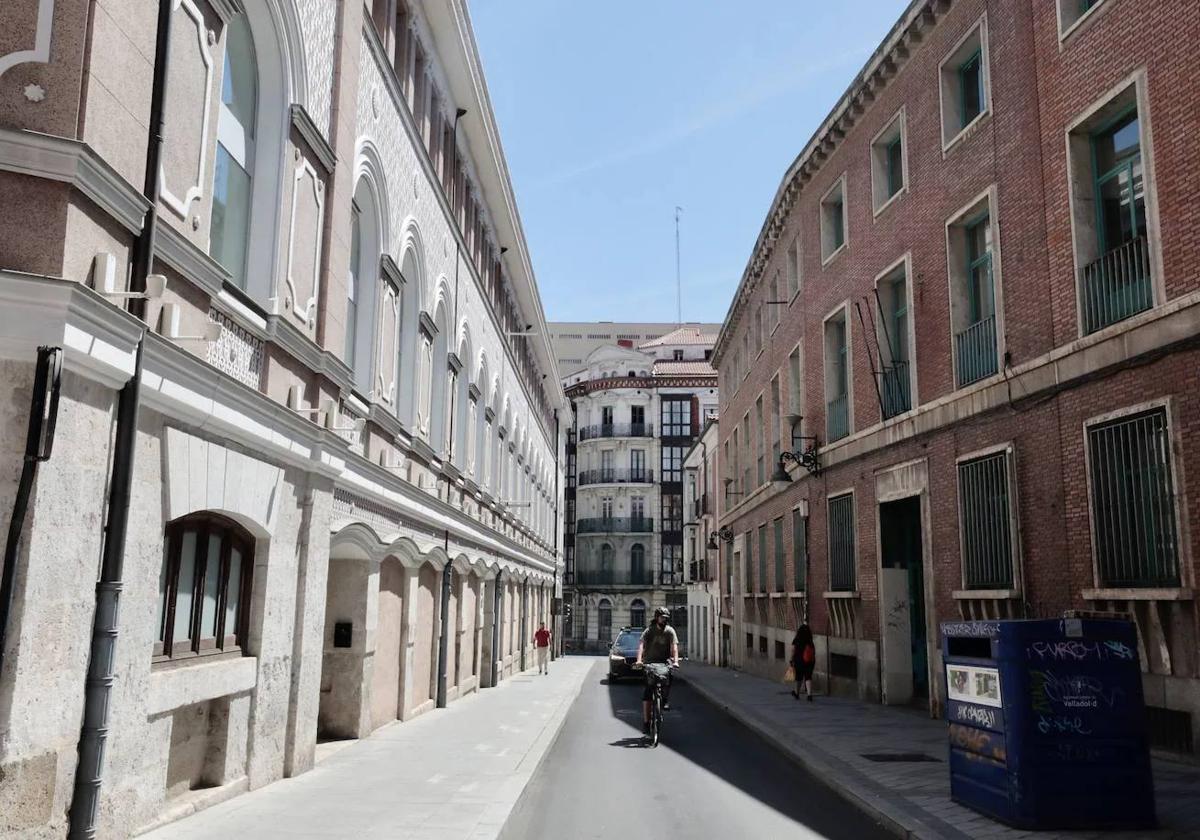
519;579;527;672
550;410;559;660
128;0;173;318
490;571;503;686
0;346;63;678
69;338;145;839
436;530;452;708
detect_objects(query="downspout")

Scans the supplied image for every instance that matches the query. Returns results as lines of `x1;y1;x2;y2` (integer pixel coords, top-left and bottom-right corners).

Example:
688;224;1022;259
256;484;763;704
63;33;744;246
446;108;467;465
69;338;145;839
0;346;64;678
128;0;173;318
436;530;452;708
490;571;503;686
519;579;528;672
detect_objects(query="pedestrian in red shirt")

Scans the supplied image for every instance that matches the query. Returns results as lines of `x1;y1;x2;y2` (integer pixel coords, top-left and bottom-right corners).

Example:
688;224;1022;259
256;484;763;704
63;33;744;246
534;622;552;675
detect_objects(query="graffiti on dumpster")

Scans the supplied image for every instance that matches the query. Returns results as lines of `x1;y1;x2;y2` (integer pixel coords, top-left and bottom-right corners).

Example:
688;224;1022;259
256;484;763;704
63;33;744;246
1031;669;1124;711
1025;640;1135;663
941;621;1000;639
949;723;1007;762
1036;714;1092;736
952;702;999;729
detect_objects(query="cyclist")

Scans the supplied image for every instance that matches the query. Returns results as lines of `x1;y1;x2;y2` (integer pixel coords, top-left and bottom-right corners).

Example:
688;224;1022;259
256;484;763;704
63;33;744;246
635;606;680;735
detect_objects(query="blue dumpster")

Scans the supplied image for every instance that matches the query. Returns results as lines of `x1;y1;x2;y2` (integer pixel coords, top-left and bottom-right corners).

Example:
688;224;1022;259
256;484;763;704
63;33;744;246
940;618;1155;830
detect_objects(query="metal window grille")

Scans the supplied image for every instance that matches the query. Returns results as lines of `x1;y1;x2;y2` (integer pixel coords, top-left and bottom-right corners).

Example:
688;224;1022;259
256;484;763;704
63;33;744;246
958;452;1015;589
828;494;856;591
773;518;785;592
744;536;753;593
1088;408;1179;587
792;513;808;591
757;526;768;593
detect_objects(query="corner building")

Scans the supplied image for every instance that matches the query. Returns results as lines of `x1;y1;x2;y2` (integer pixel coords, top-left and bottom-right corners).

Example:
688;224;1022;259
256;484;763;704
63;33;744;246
0;1;564;836
713;0;1200;758
562;328;718;651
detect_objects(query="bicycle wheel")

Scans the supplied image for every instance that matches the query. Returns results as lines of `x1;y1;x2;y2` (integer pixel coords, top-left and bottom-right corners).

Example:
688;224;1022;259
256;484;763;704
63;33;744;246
651;693;662;747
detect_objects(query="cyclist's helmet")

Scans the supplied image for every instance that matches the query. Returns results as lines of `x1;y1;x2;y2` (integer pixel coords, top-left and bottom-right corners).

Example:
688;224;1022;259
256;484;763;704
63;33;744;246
654;606;670;621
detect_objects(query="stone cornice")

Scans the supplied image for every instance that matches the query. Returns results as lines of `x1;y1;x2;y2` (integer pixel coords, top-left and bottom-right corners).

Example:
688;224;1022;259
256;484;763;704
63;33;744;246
564;374;717;398
264;313;353;392
290;104;337;174
209;0;243;25
0;128;149;234
381;253;404;287
155;222;230;297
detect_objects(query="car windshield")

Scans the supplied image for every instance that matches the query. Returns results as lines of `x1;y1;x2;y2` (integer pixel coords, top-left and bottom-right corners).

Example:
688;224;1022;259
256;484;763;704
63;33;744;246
613;630;641;652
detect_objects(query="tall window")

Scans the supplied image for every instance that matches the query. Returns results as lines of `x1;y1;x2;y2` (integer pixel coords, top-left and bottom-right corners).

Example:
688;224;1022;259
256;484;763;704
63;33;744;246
211;16;258;287
743;534;753;593
877;264;912;418
661;446;684;483
949;194;1000;389
757;525;768;594
630;598;646;629
1088;408;1179;588
662;494;683;531
598;599;612;640
156;513;254;660
828;493;856;592
958;50;984;128
824;311;850;442
792;511;807;592
872;109;906;212
940;21;989;149
631;545;647;586
630;449;647;481
773;517;785;592
630;404;646;433
346;206;361;367
755;395;765;486
820;176;847;262
661;545;682;585
958;451;1016;589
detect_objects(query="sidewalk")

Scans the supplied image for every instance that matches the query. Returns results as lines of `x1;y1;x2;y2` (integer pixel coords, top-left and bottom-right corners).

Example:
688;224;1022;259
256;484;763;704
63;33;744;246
680;663;1200;840
139;657;592;840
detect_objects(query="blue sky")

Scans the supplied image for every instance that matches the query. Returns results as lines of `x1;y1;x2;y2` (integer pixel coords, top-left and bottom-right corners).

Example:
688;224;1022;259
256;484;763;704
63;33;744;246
468;1;904;325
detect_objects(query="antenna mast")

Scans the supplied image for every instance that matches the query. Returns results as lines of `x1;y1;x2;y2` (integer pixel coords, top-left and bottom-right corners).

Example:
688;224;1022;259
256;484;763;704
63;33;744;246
675;206;683;327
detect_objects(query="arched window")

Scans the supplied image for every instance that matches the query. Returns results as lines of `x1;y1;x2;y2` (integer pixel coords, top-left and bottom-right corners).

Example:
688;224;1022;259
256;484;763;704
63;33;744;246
630;543;646;585
598;598;612;641
210;15;258;288
630;598;646;629
346;178;382;393
155;513;255;660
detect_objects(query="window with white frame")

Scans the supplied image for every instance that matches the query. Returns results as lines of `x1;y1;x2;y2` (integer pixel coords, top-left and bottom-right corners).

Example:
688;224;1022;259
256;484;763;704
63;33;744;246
946;191;1001;388
1067;78;1155;336
874;259;912;418
939;18;990;151
210;15;258;288
823;307;850;442
828;493;856;591
1058;0;1108;38
1087;407;1180;588
871;108;907;213
820;175;848;262
786;236;801;300
957;449;1017;589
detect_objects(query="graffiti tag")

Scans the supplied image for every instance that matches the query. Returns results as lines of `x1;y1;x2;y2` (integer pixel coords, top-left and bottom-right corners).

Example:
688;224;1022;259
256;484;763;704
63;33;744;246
1027;640;1134;663
942;621;1000;638
955;704;997;728
1031;669;1124;710
1036;714;1092;736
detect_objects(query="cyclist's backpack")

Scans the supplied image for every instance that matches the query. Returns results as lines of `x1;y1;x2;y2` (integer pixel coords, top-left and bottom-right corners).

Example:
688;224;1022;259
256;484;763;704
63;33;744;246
802;644;815;665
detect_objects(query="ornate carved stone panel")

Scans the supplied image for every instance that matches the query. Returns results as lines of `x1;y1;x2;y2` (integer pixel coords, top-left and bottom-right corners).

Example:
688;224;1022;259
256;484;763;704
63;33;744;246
159;0;214;219
375;278;400;406
283;155;325;329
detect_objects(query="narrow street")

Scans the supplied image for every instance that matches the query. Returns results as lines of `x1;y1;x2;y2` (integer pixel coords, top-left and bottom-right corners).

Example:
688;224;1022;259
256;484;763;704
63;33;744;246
500;658;891;840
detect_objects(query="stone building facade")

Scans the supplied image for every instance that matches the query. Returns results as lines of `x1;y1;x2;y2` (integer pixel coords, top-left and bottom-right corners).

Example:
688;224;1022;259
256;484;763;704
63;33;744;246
548;321;720;378
682;418;723;666
0;1;564;836
712;0;1200;758
563;328;718;651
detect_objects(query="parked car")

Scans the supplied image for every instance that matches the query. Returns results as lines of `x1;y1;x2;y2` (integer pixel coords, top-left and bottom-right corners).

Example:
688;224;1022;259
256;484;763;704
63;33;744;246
607;627;644;682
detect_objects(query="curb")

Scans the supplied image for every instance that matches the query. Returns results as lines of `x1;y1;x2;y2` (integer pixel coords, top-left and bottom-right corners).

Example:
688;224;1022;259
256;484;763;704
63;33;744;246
678;671;962;840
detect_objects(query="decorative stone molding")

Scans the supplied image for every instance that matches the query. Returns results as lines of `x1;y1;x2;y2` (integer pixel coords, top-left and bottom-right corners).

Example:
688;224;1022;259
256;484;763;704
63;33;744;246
0;128;149;233
290;103;336;174
374;278;400;406
158;0;214;219
283;156;325;327
155;221;230;297
380;253;404;286
367;403;404;439
419;311;437;337
447;352;462;373
467;383;481;400
0;0;54;80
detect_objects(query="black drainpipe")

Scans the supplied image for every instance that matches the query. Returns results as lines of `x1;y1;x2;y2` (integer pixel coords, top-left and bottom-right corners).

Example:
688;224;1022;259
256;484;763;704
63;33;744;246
550;410;559;660
127;0;173;318
69;338;145;839
436;530;452;708
519;579;528;672
490;571;503;687
0;346;64;678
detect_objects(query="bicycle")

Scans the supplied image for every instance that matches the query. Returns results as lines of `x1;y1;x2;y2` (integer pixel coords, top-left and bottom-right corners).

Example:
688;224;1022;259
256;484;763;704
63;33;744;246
635;661;676;747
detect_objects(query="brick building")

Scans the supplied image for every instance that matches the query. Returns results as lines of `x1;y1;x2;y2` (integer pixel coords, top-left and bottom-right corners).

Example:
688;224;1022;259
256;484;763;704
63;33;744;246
0;1;563;835
712;0;1200;757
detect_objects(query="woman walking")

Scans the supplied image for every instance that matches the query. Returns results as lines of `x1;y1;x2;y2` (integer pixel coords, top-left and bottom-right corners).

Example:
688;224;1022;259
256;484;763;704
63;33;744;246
791;624;816;701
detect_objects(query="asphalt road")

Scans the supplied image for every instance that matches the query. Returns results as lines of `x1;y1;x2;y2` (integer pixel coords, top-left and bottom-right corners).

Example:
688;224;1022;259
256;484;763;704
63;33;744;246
499;657;892;840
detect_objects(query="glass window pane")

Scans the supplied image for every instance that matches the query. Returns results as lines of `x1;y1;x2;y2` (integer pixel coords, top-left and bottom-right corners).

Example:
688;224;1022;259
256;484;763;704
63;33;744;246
887;139;903;196
222;17;258;134
200;534;222;641
1094;112;1140;174
211;145;252;285
961;55;982;125
156;543;170;645
173;530;198;644
226;546;243;641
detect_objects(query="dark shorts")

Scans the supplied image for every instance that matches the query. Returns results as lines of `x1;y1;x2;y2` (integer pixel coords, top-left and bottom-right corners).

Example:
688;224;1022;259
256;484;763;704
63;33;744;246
795;660;815;680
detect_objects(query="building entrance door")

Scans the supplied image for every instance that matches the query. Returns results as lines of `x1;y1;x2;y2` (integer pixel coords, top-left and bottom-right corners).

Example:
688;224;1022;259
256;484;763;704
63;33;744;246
879;496;927;704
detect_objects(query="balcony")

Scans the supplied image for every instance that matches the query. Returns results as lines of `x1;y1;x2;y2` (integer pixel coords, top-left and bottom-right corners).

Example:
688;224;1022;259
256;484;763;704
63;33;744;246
571;569;655;587
688;560;716;582
1081;235;1152;335
954;315;997;388
826;393;849;442
576;468;655;486
578;422;654;441
575;516;655;534
879;361;911;419
692;494;710;519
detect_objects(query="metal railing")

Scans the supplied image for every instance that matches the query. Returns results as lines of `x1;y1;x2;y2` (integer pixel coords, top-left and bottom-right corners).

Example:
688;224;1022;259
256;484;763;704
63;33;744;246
572;569;655;587
879;361;911;419
826;394;849;442
1081;235;1152;335
578;422;655;441
954;315;998;388
576;468;655;486
575;516;655;534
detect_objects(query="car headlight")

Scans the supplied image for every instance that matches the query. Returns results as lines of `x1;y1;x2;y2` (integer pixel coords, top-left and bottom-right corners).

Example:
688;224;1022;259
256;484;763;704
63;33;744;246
609;652;626;660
